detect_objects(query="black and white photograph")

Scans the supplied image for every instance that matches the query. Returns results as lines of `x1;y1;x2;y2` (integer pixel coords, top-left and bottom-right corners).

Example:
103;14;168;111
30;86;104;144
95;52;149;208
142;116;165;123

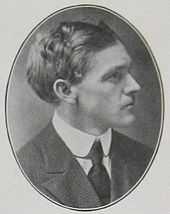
3;3;167;212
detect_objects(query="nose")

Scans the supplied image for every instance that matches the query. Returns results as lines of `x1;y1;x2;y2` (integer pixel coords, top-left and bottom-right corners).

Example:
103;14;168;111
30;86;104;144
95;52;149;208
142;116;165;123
124;74;141;94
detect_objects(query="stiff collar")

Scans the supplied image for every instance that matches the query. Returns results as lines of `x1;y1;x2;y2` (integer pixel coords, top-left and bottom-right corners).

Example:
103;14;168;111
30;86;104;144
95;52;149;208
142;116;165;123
52;111;111;157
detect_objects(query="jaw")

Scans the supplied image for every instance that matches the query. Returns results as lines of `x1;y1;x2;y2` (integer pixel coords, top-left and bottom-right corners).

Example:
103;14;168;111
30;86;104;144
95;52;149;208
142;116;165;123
113;114;136;128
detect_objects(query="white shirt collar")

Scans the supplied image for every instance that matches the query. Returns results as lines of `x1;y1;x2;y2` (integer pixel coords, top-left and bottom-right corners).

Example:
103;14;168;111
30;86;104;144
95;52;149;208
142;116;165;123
52;111;112;157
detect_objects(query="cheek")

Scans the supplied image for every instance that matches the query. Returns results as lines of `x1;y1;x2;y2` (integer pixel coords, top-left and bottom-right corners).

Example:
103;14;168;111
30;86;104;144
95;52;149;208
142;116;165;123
85;92;104;111
78;87;108;113
78;82;123;114
106;90;122;108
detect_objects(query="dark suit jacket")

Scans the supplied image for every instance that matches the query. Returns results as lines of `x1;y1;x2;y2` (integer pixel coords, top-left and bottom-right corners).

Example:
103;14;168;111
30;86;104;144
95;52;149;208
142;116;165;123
17;122;152;209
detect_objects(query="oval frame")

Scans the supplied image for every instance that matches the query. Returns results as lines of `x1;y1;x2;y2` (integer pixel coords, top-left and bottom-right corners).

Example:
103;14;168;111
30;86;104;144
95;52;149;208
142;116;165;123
5;4;164;211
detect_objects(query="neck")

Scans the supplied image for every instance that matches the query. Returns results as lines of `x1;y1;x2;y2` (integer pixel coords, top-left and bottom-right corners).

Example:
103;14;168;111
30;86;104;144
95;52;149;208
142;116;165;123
55;103;108;136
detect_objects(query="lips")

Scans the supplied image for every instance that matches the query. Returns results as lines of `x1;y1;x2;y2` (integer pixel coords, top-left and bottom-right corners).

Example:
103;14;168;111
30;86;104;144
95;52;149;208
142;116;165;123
125;102;134;109
122;99;135;110
127;100;135;106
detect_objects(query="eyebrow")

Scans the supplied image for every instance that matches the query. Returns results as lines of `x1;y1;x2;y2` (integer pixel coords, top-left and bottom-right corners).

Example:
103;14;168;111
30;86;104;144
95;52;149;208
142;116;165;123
101;64;131;81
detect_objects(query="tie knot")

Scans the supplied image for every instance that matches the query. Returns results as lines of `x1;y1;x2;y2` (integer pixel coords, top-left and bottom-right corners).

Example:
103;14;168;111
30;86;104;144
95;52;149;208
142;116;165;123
88;139;104;164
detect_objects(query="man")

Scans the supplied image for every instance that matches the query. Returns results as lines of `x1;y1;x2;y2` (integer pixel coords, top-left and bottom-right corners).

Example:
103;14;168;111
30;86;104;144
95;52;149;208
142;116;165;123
18;21;152;209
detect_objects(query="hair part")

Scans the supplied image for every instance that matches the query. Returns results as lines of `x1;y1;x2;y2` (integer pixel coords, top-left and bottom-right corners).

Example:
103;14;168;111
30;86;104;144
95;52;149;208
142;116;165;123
27;21;120;103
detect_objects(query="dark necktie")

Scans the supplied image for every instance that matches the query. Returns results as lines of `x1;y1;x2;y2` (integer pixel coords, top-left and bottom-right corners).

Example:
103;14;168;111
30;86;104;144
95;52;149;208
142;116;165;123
87;139;111;205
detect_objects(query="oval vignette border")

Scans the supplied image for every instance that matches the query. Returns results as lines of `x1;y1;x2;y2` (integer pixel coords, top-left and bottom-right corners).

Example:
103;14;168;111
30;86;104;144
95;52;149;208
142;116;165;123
5;4;164;212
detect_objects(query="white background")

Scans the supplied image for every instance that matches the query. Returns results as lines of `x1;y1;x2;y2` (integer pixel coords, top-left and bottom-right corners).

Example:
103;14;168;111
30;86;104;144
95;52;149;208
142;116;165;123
1;0;170;213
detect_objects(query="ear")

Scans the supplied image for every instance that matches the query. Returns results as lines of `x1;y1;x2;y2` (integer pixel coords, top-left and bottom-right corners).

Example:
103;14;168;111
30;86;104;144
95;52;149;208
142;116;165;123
53;79;77;104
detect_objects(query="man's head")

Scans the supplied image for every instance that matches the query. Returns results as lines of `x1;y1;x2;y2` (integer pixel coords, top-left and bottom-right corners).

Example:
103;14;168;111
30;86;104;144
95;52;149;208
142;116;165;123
27;21;117;103
27;21;141;133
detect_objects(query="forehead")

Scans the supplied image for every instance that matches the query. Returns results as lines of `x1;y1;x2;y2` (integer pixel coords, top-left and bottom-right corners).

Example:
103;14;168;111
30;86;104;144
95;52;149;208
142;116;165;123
88;42;132;76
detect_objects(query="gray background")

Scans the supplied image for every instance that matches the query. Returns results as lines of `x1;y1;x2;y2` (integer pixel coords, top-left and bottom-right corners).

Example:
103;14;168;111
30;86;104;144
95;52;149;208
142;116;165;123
7;6;162;151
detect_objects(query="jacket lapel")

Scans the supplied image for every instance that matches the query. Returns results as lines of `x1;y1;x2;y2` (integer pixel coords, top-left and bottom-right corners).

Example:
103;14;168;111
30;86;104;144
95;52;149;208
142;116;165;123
38;123;101;208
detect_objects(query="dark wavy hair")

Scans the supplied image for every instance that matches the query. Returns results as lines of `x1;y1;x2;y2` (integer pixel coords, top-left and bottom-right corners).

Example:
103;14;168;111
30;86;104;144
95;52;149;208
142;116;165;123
27;21;120;103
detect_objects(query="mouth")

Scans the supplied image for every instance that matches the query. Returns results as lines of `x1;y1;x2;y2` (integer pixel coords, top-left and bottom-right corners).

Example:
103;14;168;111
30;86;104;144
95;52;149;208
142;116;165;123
122;100;135;110
125;103;134;109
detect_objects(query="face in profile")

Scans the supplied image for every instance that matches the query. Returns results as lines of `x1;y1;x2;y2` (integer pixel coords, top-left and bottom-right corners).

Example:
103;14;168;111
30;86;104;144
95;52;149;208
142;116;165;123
74;42;141;130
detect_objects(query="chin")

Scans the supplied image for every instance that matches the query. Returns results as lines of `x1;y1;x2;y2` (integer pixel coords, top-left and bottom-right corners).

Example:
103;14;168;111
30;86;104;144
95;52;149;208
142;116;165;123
121;114;136;126
111;114;136;128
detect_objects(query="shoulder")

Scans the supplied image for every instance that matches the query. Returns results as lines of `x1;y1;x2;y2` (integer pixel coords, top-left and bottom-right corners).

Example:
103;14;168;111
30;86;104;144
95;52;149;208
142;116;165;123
17;133;44;183
17;123;54;183
17;124;50;161
17;122;70;184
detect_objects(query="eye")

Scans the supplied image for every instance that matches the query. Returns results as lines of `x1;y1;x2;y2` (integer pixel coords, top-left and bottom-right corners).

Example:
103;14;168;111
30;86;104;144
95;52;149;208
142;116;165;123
111;71;122;80
107;71;123;83
101;67;127;83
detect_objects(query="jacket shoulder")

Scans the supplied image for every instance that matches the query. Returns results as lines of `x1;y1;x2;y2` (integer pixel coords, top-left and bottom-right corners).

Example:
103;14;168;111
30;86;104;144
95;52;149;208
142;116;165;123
17;124;51;184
